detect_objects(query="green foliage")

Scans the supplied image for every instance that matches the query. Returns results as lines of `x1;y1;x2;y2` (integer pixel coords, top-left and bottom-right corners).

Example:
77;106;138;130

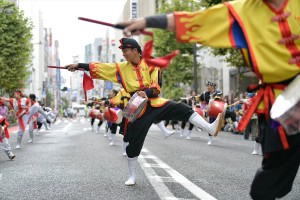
0;0;33;96
153;0;202;99
200;0;224;7
213;48;245;68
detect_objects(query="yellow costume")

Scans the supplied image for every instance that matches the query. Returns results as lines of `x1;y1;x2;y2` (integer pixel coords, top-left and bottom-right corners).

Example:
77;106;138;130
174;0;300;150
89;59;169;108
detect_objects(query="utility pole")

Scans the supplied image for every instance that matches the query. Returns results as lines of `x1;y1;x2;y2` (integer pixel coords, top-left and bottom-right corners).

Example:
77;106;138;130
193;44;198;93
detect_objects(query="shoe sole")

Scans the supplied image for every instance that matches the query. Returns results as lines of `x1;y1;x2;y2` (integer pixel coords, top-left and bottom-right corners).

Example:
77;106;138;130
164;131;175;139
125;183;136;186
213;113;224;137
10;155;16;160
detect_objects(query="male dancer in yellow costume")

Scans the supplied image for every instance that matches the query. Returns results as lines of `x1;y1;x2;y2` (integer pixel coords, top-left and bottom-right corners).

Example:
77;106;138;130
66;38;223;186
119;0;300;199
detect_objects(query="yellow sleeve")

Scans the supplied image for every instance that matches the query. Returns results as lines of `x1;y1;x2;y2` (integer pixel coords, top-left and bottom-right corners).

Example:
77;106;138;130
174;4;233;48
149;67;161;95
89;62;118;83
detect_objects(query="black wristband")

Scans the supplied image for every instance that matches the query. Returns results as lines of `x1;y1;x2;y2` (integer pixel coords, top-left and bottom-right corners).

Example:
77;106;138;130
78;63;90;71
145;14;168;29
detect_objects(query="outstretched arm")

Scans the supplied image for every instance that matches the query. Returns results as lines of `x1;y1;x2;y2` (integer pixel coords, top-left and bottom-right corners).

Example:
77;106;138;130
0;97;9;102
120;13;175;37
65;63;90;72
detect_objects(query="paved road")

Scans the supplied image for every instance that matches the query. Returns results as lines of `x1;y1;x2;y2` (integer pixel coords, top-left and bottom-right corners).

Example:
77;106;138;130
0;117;299;200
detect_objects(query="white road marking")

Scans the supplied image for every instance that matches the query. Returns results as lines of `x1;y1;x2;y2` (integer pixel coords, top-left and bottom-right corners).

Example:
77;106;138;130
138;154;177;200
54;119;61;125
140;148;217;200
63;122;72;132
0;174;2;181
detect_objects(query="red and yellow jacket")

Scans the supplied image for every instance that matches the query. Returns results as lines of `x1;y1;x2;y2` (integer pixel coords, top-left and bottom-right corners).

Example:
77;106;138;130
174;0;300;149
89;58;169;108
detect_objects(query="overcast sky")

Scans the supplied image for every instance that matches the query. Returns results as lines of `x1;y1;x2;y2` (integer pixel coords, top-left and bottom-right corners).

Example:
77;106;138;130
19;0;127;62
18;0;127;85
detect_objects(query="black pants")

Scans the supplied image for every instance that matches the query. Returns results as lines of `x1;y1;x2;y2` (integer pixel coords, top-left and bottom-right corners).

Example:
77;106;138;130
126;101;194;158
91;118;103;127
181;121;194;131
164;120;178;129
250;115;300;199
109;123;118;134
37;121;43;129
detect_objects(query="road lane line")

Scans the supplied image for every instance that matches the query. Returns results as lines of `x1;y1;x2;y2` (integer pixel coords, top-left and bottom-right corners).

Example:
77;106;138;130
138;154;177;200
140;148;218;200
0;174;2;181
63;122;72;132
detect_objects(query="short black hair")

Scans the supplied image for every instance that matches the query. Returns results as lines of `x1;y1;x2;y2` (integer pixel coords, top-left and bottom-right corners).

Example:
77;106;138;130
29;94;36;101
112;89;118;96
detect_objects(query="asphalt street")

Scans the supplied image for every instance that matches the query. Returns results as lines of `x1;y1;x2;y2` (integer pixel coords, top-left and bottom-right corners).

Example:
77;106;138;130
0;117;299;200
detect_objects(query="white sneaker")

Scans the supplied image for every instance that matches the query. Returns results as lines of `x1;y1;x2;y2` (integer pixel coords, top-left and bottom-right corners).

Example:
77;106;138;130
122;152;127;157
109;142;114;146
164;131;175;138
27;139;33;143
8;152;16;160
186;136;191;140
252;150;259;155
125;178;136;186
207;136;213;145
15;144;21;149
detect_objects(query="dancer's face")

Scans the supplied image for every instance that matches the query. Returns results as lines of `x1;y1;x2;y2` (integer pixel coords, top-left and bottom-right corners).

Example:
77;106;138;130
14;92;21;99
207;85;214;92
122;48;138;63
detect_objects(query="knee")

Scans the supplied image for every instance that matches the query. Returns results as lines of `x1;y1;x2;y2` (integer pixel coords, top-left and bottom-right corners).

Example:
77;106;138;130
126;145;141;158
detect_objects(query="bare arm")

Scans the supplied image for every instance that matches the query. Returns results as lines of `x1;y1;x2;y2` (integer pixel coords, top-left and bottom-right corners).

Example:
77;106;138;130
0;97;10;102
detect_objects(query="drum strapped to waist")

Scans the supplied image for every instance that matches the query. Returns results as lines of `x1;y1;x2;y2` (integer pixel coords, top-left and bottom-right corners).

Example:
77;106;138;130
103;107;123;124
271;75;300;136
122;92;148;123
89;109;103;121
207;99;227;119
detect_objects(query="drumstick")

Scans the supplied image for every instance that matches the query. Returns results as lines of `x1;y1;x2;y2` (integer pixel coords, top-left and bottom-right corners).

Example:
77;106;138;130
47;66;84;71
78;17;153;36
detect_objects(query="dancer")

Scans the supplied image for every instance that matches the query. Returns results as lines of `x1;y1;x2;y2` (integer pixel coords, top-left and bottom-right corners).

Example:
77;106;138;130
0;90;53;148
89;97;104;133
105;89;119;145
66;38;223;186
200;81;222;145
180;91;199;140
27;94;39;143
0;115;15;160
119;0;300;198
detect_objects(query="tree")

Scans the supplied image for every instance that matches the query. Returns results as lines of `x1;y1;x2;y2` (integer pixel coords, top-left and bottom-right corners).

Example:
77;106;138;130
0;1;33;96
152;0;202;99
